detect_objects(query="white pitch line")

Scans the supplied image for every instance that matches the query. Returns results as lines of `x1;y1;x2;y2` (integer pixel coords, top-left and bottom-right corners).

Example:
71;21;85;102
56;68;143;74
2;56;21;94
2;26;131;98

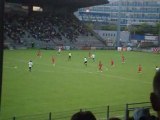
3;66;16;69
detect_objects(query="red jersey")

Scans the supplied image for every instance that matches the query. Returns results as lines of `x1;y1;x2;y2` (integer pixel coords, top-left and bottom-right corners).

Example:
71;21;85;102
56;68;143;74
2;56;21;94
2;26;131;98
37;50;41;57
99;62;103;71
138;65;142;72
122;55;125;63
52;57;55;64
111;60;114;66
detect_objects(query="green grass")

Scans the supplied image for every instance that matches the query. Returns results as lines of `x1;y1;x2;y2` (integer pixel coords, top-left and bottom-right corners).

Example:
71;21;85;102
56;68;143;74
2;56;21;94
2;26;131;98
0;49;159;119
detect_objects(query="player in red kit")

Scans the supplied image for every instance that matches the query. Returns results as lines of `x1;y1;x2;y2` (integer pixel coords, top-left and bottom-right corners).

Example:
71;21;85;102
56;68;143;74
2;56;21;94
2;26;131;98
111;59;114;66
52;56;55;66
37;50;42;58
138;64;142;73
121;55;125;63
99;61;103;72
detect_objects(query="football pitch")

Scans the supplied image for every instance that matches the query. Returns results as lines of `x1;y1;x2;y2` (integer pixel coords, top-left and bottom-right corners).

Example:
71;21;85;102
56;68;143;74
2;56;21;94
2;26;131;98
1;49;159;119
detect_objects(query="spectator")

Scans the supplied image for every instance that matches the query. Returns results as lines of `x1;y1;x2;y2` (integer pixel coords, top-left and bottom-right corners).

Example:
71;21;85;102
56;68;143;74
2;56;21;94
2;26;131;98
150;70;160;119
71;111;96;120
133;108;151;120
155;66;159;72
4;12;92;46
109;117;121;120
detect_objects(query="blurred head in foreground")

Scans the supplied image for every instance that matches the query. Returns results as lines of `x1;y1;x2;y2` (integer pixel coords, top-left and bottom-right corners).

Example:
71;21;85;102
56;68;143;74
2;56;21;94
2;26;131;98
71;111;96;120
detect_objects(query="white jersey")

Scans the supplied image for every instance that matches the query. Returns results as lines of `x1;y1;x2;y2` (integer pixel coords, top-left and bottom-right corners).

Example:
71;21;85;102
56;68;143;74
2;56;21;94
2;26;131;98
156;67;159;71
69;53;71;56
92;54;95;58
58;48;61;52
84;57;87;62
28;61;33;67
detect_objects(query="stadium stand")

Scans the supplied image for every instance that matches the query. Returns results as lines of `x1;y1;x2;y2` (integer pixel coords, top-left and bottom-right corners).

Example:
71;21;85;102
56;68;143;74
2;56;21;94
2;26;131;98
5;0;108;9
4;9;107;49
3;0;109;49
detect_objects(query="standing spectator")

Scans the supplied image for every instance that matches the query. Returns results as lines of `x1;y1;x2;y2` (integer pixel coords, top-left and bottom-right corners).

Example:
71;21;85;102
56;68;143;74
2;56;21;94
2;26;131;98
150;70;160;119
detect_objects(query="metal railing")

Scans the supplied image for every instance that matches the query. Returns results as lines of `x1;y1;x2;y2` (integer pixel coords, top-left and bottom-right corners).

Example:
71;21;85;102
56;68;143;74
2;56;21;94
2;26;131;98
1;102;154;120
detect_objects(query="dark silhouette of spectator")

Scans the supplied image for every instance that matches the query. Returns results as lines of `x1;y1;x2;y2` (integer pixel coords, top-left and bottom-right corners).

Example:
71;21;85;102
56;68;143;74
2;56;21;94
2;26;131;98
71;111;96;120
150;70;160;119
133;108;151;120
128;117;134;120
109;117;121;120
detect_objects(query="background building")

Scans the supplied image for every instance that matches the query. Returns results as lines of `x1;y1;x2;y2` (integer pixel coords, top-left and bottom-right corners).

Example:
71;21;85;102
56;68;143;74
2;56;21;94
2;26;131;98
94;30;130;46
78;0;160;26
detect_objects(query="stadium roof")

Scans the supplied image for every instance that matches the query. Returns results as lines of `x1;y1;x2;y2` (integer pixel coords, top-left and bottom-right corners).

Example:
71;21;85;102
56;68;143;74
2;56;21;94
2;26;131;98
5;0;109;9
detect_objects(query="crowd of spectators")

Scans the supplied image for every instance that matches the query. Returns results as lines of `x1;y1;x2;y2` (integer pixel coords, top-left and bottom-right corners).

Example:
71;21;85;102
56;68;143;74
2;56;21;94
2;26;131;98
4;12;91;45
4;13;26;44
